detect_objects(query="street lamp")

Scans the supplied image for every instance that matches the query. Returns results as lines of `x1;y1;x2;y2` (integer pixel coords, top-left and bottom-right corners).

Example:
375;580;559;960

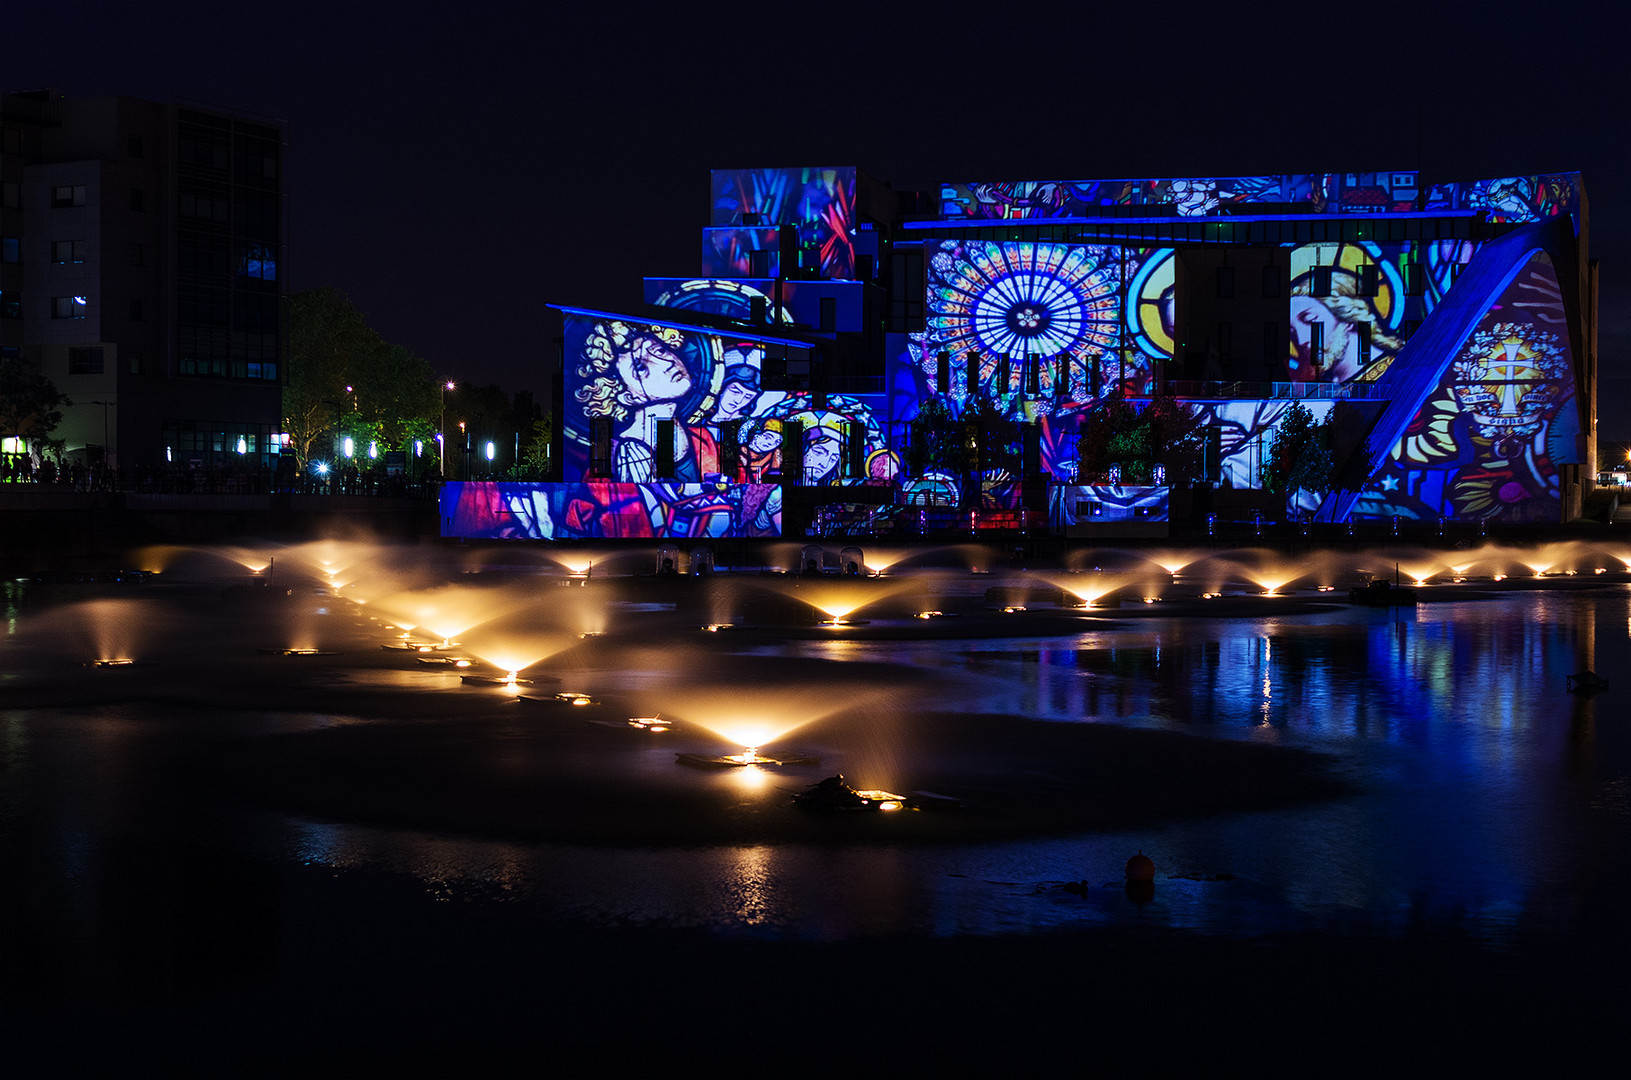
439;380;456;477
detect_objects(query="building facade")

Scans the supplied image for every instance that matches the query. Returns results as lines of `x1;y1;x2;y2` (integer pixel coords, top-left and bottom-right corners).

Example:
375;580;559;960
439;166;1597;541
1;90;287;475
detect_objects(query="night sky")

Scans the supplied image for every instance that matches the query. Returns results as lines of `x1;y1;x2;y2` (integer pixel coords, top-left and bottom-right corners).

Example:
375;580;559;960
13;0;1631;437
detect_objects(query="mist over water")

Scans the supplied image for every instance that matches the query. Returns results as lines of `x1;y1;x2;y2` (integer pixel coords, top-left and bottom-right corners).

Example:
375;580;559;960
3;538;1626;952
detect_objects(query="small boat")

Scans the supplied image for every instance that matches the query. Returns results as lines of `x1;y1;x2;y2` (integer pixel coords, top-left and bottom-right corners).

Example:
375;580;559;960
1567;670;1610;694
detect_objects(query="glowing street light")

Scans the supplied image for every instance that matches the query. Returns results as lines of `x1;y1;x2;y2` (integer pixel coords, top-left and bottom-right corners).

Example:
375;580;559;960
440;380;457;477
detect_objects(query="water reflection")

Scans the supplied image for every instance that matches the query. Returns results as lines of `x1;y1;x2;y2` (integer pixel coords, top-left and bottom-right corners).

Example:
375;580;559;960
4;555;1629;952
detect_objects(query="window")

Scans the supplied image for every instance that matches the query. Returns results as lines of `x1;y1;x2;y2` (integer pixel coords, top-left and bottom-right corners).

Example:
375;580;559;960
1216;265;1235;298
130;188;145;212
653;419;676;478
1216;321;1232;359
719;420;741;475
1261;265;1281;297
1312;266;1333;297
128;351;144;375
1308;321;1324;359
52;185;87;208
1;236;18;263
1403;319;1421;340
69;347;104;374
1359;264;1379;297
128;134;144;158
52;296;87;319
1;126;20;155
128;242;145;267
52;240;88;264
1405;261;1424;295
1;291;19;320
1357;322;1372;362
130;299;144;321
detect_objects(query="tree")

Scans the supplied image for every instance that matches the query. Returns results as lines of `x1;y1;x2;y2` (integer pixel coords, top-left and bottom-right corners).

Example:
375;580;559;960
1263;401;1336;513
906;396;971;478
1077;394;1203;484
285;286;383;465
0;355;70;450
285;288;447;468
517;412;554;478
1141;394;1207;484
352;342;438;450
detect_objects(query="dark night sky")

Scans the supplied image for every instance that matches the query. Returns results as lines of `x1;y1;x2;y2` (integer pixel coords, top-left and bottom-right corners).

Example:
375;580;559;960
12;0;1631;437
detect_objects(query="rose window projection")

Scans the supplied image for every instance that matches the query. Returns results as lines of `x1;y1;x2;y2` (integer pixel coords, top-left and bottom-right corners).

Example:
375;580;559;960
925;241;1123;391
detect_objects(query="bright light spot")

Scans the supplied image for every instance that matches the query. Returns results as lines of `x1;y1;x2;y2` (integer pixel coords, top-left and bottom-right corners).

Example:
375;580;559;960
343;437;354;458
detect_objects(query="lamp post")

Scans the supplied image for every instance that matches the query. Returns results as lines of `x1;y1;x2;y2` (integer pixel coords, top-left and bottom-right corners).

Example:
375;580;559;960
439;380;456;477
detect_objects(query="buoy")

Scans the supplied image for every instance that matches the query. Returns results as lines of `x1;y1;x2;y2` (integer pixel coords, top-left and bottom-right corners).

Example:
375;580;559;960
1125;851;1155;883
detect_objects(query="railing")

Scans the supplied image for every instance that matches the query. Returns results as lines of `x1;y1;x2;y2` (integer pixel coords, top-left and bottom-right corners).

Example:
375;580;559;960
1161;380;1380;400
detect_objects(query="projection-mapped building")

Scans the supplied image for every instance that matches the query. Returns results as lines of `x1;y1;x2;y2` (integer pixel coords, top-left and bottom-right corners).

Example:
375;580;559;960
442;166;1597;541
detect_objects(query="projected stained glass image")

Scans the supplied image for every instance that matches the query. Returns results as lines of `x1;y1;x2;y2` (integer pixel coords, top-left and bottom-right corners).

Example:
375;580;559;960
710;167;856;279
1287;242;1405;383
440;481;784;539
914;241;1172;416
1352;252;1579;524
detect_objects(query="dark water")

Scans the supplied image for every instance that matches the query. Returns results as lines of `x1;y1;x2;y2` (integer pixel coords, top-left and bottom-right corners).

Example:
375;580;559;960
3;565;1629;1074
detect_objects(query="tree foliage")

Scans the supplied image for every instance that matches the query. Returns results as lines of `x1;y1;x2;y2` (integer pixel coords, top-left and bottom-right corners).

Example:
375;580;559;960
907;394;1023;483
285;288;444;466
1263;401;1336;499
1078;394;1205;484
0;356;70;445
906;397;969;477
285;287;382;464
518;412;555;478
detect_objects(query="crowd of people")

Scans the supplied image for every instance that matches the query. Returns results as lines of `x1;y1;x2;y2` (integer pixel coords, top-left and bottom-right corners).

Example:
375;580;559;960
0;454;441;498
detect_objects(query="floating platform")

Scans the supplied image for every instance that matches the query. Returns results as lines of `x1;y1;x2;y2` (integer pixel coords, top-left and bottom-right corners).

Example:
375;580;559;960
676;750;820;769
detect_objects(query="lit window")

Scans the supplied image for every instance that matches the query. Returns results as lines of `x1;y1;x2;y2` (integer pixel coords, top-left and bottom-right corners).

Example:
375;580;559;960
52;296;87;319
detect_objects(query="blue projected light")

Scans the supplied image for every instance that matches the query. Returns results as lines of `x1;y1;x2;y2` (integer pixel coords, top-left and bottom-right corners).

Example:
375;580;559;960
931;241;1120;364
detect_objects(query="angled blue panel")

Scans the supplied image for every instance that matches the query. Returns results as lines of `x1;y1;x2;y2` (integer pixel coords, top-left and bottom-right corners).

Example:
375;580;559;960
1316;218;1568;522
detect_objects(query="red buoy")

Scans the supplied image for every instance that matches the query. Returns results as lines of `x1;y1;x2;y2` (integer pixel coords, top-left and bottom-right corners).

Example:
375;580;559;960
1125;851;1155;883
